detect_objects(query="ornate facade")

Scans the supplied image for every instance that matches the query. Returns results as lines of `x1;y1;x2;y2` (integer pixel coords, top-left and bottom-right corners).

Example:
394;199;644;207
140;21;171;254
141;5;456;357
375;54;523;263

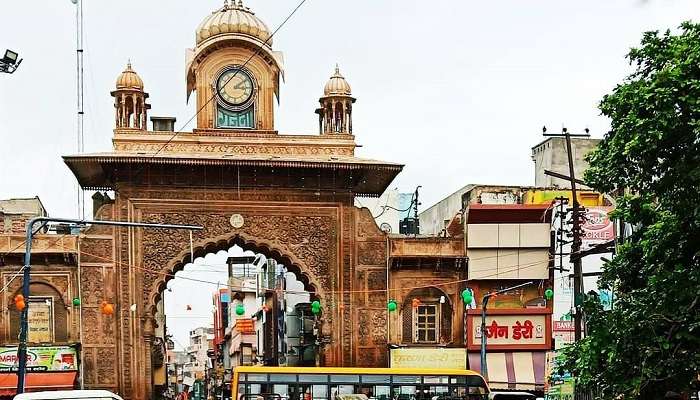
62;1;403;398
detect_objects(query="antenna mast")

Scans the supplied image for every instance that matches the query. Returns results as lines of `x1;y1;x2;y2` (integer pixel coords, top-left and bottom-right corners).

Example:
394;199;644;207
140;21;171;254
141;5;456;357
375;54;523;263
75;0;85;218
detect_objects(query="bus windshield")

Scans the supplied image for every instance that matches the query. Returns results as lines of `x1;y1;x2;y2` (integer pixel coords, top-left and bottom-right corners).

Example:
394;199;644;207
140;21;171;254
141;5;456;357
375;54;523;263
234;370;489;400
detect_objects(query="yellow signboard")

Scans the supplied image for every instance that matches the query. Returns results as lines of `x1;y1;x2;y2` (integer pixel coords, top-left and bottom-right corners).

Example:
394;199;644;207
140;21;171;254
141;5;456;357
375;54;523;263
390;348;466;369
28;299;53;343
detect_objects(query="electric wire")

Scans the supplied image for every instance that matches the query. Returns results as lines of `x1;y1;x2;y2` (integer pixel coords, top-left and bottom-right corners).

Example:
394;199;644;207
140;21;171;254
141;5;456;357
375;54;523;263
54;240;556;296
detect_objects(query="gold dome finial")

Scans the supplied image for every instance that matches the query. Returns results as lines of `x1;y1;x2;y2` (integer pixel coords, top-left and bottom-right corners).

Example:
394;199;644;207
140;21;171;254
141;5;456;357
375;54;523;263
324;64;351;96
196;0;272;45
116;60;144;90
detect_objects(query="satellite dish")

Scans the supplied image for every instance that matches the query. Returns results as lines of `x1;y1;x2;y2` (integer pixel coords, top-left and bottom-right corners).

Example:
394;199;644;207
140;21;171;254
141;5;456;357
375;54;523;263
379;223;392;233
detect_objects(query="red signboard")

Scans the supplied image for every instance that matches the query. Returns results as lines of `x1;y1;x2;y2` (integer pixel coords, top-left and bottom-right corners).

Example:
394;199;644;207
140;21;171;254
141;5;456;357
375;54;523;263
582;207;614;244
467;311;552;351
553;321;574;332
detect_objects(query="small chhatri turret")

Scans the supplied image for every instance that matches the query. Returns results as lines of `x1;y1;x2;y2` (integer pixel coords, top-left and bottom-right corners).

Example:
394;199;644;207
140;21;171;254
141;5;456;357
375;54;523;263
316;64;355;135
111;61;150;130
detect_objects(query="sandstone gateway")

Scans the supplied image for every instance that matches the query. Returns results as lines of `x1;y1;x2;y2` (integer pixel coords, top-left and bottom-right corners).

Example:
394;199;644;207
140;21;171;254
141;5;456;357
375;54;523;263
62;2;402;398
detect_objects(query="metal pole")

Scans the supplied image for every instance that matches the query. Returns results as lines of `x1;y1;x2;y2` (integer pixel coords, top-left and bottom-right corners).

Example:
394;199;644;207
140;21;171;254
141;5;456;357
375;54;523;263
563;132;584;342
479;281;535;382
15;217;203;394
480;296;489;379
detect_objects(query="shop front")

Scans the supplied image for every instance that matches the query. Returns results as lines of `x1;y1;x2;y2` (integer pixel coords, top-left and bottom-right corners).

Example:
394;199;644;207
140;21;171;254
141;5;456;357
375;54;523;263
0;345;79;396
466;312;551;391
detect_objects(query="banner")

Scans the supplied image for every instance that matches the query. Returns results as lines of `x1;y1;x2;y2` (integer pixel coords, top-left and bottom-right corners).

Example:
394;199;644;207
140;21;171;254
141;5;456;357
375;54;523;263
0;346;77;372
28;300;53;343
390;348;466;369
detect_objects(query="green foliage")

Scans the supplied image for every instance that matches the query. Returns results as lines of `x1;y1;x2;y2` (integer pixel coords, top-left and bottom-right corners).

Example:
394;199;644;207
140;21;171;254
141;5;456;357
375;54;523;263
560;22;700;399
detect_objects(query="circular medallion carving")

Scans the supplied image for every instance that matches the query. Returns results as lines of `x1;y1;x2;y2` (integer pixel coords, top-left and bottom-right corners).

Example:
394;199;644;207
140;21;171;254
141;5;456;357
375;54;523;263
229;214;245;228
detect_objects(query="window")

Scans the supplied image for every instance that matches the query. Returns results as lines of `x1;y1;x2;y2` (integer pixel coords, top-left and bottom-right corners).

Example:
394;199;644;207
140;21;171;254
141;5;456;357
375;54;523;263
414;304;438;343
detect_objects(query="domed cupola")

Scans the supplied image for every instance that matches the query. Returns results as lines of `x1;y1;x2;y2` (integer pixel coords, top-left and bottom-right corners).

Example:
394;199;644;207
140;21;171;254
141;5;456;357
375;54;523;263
316;64;356;135
111;61;150;130
196;0;272;47
115;62;144;91
323;65;352;96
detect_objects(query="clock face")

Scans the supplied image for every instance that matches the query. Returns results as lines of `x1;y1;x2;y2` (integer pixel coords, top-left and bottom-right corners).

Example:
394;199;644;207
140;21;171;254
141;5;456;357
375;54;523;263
216;68;254;106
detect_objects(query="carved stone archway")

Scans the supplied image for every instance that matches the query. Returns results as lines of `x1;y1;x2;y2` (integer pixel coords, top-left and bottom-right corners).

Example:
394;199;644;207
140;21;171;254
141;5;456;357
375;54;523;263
148;231;325;318
76;195;393;400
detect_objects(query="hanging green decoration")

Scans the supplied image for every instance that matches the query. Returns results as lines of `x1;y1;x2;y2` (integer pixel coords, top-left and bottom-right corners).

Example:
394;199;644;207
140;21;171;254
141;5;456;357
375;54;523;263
72;297;81;307
544;288;554;300
461;289;473;304
311;300;321;315
387;300;397;312
235;304;245;316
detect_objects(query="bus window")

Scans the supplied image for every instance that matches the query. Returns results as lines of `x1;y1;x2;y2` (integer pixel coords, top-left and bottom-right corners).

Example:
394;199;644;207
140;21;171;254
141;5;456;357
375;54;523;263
361;375;390;384
270;374;298;383
273;385;289;400
299;375;329;383
331;375;360;383
331;384;355;398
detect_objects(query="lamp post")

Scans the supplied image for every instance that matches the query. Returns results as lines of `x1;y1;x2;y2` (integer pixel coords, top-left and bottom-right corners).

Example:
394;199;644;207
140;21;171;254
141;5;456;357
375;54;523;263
0;49;22;74
16;217;203;394
480;281;535;379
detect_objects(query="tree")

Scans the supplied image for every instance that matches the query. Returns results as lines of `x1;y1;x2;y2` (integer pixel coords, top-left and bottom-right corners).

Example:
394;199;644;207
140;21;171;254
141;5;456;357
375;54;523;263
558;22;700;399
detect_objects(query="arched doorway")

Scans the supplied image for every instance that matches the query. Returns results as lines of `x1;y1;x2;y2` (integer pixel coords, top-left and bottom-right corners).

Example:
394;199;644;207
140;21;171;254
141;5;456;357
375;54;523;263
76;200;393;399
158;243;317;400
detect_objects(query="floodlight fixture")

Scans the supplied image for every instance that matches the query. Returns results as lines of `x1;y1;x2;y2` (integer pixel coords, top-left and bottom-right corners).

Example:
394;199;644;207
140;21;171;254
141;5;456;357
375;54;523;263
0;49;22;74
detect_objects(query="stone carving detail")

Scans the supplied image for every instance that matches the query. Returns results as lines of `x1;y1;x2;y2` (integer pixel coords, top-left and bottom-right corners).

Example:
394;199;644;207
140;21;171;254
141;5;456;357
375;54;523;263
82;308;100;344
367;270;387;306
341;207;353;365
81;268;105;305
83;348;96;385
97;347;117;385
81;239;113;263
357;310;369;346
358;242;385;266
370;310;387;345
140;212;337;315
113;142;354;156
356;208;384;239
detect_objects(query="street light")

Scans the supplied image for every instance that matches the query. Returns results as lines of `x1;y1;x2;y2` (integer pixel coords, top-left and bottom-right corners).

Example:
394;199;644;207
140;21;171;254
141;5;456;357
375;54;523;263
0;49;22;74
480;281;535;379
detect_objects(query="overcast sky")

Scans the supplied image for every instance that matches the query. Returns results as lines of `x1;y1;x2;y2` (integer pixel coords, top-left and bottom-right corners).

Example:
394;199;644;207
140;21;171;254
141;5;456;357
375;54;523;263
1;0;698;340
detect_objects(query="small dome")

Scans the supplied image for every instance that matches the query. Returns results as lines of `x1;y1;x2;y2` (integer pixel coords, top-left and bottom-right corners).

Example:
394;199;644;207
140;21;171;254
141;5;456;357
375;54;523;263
115;62;144;90
323;64;351;96
196;0;272;46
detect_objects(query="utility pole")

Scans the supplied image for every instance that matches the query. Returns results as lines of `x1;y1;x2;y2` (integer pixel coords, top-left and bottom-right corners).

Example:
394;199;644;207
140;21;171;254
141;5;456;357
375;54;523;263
542;126;590;341
16;217;202;394
413;186;421;237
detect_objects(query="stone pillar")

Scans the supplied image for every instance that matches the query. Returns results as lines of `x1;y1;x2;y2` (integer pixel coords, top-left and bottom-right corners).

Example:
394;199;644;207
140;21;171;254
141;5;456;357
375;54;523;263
331;102;336;133
142;313;156;400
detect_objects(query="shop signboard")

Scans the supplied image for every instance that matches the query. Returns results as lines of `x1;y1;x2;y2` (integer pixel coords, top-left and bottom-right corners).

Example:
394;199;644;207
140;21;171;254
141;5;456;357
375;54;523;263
390;348;466;369
553;321;575;349
467;313;551;350
0;346;77;372
581;207;614;247
28;299;53;343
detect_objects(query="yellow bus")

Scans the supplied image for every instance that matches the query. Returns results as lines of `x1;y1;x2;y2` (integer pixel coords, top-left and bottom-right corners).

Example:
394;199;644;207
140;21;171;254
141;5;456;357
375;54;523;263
232;367;490;400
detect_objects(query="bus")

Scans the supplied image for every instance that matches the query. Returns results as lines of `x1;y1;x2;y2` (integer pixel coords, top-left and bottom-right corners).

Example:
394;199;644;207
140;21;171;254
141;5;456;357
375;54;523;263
232;367;490;400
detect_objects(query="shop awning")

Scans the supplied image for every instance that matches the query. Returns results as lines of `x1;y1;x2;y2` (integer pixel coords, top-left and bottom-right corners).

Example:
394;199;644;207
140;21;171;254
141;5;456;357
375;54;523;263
0;371;77;396
468;352;545;391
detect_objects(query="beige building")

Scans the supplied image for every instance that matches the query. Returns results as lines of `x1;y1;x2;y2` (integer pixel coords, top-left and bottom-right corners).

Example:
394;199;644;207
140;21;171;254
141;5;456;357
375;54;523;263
531;136;601;188
0;197;47;234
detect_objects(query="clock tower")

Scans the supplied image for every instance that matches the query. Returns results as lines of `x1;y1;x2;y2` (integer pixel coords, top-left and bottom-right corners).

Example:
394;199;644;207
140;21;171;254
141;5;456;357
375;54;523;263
185;0;284;131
